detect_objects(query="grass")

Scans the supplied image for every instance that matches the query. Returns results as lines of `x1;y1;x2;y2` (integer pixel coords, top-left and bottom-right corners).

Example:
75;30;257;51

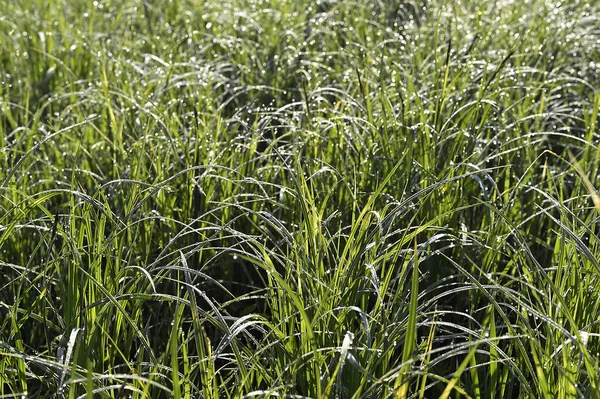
1;0;600;397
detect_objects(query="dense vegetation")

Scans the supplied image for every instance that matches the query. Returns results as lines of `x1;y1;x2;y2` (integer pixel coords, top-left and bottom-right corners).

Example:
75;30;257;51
1;0;600;397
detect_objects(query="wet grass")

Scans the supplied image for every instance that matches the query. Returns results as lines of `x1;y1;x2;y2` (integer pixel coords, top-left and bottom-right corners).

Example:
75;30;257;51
1;0;600;397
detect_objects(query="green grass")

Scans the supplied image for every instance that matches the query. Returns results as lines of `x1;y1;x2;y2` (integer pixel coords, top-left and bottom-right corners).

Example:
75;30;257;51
1;0;600;397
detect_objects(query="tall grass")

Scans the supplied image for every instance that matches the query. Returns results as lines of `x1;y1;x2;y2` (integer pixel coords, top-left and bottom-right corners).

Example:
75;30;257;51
1;0;600;397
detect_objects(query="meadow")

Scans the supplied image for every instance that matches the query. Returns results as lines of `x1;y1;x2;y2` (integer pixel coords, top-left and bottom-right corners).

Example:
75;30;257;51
1;0;600;397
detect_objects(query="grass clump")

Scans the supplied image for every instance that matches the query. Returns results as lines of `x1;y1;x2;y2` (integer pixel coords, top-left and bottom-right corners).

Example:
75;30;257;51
1;0;600;397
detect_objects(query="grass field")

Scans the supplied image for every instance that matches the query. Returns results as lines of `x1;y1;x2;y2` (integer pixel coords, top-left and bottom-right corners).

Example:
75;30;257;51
1;0;600;397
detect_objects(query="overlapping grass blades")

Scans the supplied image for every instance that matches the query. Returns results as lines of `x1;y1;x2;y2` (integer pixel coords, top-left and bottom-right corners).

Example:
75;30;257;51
1;0;600;397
